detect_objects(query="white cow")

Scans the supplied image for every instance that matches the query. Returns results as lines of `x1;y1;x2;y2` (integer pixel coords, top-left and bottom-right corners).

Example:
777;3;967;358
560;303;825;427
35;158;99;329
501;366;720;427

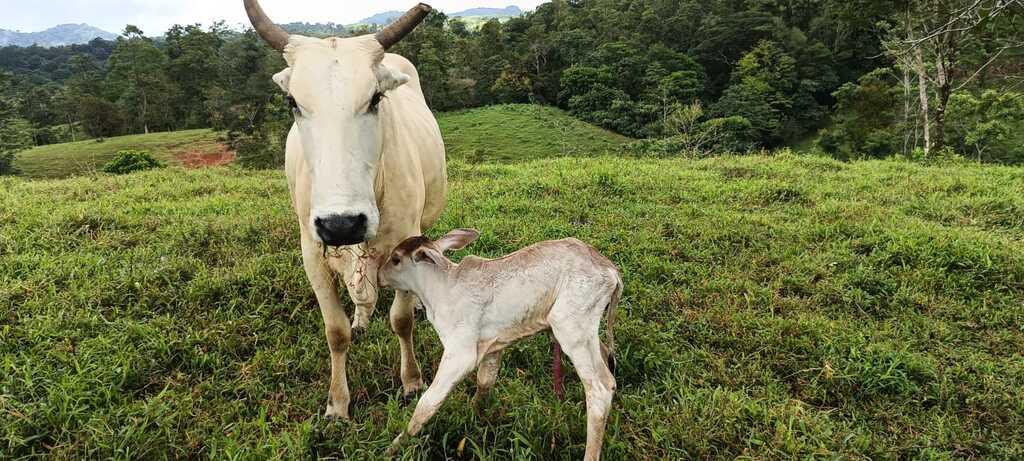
244;1;446;419
379;229;622;460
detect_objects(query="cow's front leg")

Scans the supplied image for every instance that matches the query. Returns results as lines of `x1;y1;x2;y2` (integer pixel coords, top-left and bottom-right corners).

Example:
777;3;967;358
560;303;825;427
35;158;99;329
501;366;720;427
301;235;352;420
390;290;424;397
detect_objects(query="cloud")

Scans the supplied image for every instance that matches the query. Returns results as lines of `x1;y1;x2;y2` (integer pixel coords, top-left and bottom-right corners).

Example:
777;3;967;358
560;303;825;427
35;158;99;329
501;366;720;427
0;0;547;35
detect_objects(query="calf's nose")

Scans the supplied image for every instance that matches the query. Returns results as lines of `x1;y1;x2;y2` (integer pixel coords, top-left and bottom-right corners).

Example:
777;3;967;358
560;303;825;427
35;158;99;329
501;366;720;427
314;213;368;246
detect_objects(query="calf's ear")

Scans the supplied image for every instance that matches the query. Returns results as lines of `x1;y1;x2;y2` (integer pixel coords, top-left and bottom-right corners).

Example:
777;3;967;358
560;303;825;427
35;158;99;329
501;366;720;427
434;228;480;253
414;248;446;266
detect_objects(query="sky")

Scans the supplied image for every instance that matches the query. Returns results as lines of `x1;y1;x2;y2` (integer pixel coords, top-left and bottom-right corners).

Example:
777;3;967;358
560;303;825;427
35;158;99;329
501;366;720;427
0;0;547;35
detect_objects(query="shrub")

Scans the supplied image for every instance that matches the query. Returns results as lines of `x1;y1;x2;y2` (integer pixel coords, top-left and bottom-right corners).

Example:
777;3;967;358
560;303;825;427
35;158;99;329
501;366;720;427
103;150;164;175
945;90;1024;163
0;151;18;176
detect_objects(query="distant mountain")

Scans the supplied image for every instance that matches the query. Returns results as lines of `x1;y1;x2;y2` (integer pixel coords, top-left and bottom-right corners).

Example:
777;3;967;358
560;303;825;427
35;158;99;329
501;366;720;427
353;5;523;26
452;6;522;18
0;24;118;47
354;11;404;26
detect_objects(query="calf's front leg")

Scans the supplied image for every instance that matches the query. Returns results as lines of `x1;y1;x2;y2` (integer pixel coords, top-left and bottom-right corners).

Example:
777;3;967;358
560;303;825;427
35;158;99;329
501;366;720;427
387;349;476;455
301;235;352;420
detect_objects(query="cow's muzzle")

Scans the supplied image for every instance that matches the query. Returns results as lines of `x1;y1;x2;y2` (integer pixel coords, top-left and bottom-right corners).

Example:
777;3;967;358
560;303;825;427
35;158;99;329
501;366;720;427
315;213;369;246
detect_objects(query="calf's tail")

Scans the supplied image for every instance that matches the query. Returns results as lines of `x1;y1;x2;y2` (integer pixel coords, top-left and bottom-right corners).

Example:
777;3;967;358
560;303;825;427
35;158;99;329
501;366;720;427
605;272;623;375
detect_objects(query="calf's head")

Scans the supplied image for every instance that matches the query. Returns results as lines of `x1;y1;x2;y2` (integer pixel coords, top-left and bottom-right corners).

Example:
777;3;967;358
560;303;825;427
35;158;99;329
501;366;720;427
245;0;431;246
379;229;480;291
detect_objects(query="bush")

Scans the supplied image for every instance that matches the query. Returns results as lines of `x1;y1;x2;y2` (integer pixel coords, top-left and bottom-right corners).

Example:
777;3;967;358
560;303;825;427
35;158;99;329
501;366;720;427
0;151;18;176
699;116;757;153
103;150;164;175
232;130;287;169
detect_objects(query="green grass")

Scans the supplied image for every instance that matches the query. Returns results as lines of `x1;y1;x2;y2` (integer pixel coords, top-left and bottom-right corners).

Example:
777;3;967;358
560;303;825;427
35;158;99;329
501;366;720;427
13;129;223;179
439;104;629;163
3;146;1023;458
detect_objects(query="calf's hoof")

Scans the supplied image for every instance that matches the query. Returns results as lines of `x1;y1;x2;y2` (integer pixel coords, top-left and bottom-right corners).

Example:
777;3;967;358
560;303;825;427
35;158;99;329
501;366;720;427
351;325;367;342
400;387;422;406
386;432;409;457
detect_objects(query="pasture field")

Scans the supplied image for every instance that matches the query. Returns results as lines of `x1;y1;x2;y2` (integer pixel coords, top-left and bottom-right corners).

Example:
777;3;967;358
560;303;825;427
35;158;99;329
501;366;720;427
3;148;1024;459
13;129;226;180
438;105;629;162
11;105;626;180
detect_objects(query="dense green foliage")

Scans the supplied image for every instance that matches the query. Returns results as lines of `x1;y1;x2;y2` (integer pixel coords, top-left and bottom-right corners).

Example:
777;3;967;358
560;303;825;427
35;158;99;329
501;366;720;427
102;150;165;175
2;0;1020;163
3;146;1024;457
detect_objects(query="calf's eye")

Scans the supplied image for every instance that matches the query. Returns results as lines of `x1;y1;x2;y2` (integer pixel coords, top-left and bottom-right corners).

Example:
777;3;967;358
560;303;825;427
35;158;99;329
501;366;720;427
391;256;400;265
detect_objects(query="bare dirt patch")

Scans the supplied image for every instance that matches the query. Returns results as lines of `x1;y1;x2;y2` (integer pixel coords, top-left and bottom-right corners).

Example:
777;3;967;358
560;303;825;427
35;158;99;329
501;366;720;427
175;144;236;168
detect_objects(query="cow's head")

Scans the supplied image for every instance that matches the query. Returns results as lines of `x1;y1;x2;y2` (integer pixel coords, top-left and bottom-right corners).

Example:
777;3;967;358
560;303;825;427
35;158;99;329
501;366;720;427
245;1;431;246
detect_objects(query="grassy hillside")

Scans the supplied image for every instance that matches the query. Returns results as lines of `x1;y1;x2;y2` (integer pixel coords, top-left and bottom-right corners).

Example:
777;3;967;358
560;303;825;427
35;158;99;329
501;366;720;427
2;152;1023;459
440;104;629;162
14;129;225;179
13;105;625;180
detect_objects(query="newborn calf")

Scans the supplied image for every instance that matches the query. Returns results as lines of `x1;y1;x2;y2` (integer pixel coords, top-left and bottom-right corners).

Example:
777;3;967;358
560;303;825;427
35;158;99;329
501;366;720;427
380;229;622;460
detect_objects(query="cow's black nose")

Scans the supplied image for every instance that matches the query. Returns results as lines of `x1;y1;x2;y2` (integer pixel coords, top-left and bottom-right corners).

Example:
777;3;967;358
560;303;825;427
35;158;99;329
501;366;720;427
315;213;368;246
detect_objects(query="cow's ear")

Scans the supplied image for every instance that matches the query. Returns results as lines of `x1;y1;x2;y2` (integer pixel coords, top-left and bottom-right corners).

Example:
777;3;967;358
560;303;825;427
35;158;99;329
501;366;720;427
434;229;480;254
413;247;446;266
272;68;292;92
376;65;410;92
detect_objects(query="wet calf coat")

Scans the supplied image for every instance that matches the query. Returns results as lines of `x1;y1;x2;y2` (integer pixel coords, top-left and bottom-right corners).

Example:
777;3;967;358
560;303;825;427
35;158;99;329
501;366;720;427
379;230;622;461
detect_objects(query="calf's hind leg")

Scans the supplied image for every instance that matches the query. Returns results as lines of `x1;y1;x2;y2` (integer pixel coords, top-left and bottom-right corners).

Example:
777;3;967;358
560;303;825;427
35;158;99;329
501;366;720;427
551;322;615;461
473;350;503;407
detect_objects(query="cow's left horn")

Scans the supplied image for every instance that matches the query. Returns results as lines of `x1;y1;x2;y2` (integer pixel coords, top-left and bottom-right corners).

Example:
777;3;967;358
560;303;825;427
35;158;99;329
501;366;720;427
243;0;290;51
376;3;432;50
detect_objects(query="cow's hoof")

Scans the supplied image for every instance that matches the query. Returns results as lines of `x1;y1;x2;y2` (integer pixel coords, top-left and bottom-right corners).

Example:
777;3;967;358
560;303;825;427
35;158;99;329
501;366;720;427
351;325;367;342
401;379;425;403
323;404;349;421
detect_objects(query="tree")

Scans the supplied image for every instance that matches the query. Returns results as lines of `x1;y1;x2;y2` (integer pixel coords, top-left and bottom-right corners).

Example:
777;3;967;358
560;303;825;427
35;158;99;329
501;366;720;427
818;68;901;158
711;41;798;146
0;72;29;175
164;23;225;128
105;26;177;134
885;0;1024;155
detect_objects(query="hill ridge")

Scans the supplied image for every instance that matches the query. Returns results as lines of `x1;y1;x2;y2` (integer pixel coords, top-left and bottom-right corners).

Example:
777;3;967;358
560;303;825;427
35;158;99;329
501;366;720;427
0;24;118;47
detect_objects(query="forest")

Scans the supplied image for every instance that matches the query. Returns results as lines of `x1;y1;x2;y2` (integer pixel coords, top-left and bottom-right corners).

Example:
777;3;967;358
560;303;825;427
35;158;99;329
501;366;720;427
1;0;1022;174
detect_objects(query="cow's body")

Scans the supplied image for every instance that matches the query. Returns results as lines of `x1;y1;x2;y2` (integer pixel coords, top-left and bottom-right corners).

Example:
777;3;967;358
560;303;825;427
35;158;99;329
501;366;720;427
283;48;446;419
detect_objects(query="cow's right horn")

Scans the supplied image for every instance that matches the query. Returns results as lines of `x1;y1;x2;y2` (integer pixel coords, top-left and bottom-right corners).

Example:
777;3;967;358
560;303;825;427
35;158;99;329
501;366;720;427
243;0;290;51
376;3;433;50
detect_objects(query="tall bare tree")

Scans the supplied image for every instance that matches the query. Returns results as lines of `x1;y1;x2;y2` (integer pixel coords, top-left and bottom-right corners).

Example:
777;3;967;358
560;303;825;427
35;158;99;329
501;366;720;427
885;0;1023;155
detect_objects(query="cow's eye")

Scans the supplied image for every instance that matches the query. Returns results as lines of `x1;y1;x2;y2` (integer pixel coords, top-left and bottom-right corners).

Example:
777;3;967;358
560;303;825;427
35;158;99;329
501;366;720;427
286;95;300;114
391;256;401;265
369;91;385;113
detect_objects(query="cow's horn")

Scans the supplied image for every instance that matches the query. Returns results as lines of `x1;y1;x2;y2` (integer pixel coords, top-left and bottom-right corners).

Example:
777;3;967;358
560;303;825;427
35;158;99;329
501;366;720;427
243;0;290;51
376;3;432;50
